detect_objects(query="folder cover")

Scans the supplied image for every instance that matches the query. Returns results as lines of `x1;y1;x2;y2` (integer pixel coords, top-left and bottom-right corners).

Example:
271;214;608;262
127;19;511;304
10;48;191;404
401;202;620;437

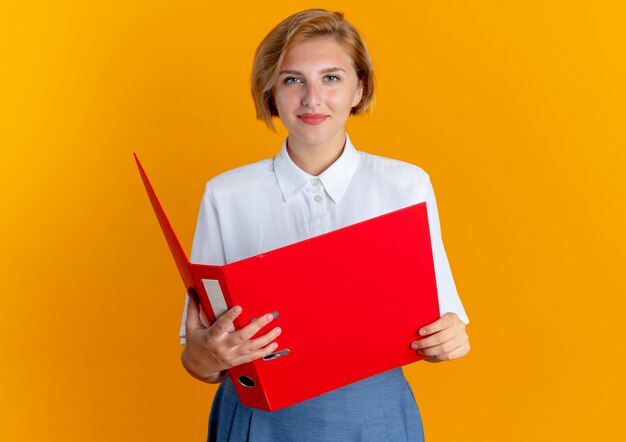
135;153;440;411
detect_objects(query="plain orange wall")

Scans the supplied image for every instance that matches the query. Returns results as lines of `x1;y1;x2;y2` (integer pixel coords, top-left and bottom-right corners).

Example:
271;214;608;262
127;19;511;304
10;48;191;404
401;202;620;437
1;1;625;440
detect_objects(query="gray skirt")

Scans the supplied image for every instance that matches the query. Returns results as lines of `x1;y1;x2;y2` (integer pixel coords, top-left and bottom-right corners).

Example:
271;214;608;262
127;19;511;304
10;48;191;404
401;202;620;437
207;368;424;442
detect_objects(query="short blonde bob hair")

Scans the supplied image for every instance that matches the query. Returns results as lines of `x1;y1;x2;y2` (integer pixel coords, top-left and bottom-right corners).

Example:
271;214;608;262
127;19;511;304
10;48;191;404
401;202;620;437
251;9;375;130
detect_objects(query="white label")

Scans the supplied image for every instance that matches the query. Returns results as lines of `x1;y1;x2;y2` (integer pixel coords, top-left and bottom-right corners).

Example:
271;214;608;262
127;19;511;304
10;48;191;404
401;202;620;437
201;279;234;333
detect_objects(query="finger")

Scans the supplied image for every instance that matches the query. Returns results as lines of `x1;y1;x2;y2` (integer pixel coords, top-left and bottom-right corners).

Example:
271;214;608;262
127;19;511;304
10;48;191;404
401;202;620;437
185;291;201;332
424;341;471;362
417;340;458;358
417;334;468;358
209;305;243;338
230;341;280;366
237;326;282;354
411;326;457;350
417;312;460;337
228;312;277;345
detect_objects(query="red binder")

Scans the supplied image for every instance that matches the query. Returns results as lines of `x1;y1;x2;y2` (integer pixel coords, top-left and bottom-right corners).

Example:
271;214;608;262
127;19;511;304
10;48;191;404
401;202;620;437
134;153;440;411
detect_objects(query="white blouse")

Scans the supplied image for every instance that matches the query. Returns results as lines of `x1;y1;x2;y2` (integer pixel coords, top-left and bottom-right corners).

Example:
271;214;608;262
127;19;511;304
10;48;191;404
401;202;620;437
180;133;468;343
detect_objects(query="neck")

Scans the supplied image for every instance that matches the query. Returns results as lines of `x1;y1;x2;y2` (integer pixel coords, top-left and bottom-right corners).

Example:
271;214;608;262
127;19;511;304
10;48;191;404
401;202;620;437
286;132;346;176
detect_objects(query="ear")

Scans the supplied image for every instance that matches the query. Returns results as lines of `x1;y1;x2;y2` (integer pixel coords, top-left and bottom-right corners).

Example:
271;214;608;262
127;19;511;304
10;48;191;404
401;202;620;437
351;79;364;108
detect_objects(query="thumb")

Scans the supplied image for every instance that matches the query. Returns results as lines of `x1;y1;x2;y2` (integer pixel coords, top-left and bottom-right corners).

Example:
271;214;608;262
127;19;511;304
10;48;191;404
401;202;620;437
185;287;201;332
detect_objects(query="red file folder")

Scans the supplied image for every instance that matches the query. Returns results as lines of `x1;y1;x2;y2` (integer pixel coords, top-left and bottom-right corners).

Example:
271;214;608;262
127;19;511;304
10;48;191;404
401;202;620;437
135;153;440;411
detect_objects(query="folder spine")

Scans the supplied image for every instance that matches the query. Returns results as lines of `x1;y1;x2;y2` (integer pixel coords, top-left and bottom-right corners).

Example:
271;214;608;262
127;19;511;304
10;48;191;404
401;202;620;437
228;360;271;410
222;267;272;411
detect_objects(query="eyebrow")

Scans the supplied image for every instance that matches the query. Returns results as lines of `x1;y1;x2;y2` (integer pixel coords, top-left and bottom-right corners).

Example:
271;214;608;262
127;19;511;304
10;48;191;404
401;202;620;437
278;67;347;75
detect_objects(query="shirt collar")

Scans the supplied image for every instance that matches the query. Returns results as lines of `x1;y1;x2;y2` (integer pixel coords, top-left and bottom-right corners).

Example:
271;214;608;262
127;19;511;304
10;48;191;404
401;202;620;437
273;133;361;204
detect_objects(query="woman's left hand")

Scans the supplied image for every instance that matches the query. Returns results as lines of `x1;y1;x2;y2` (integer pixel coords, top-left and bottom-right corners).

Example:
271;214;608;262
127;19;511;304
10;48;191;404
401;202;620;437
410;312;470;363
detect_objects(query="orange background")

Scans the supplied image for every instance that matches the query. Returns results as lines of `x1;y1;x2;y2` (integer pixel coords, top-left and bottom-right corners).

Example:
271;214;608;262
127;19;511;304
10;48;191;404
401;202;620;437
1;1;625;440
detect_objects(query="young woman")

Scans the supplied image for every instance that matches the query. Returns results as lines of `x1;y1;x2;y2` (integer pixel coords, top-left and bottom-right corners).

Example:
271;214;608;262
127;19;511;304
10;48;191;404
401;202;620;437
180;9;470;441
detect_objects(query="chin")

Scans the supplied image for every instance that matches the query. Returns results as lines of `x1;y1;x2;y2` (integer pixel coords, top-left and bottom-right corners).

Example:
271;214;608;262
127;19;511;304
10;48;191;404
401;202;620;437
291;126;343;146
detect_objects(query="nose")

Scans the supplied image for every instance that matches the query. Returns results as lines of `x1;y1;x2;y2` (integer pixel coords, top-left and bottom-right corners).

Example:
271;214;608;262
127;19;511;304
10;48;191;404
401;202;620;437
302;82;321;108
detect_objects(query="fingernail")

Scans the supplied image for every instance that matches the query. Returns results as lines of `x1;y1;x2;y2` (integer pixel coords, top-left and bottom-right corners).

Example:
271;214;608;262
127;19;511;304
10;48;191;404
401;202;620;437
410;342;418;350
232;306;242;314
270;342;279;350
419;329;427;336
274;327;281;336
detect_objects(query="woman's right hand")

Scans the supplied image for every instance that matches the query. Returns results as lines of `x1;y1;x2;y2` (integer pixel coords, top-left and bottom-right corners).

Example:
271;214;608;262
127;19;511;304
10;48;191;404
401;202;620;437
181;292;282;384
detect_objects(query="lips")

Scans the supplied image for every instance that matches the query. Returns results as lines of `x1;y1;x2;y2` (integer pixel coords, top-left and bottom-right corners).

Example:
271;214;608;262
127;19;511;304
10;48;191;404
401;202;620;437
298;114;329;125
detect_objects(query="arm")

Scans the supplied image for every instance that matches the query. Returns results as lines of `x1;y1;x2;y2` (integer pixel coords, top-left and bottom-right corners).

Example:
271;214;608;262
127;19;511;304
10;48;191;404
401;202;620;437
410;176;470;361
180;184;281;382
180;182;278;383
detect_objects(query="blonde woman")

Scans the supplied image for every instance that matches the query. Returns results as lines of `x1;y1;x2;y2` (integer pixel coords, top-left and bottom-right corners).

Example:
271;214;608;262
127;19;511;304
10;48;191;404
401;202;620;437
180;9;470;441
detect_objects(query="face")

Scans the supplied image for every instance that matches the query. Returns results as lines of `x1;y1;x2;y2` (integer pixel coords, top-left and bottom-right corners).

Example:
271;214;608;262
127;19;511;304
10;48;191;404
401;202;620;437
272;37;364;150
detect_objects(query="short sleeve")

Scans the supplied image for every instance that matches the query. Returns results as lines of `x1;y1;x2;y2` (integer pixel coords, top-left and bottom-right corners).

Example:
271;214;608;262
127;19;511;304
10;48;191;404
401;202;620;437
179;183;227;345
423;176;469;324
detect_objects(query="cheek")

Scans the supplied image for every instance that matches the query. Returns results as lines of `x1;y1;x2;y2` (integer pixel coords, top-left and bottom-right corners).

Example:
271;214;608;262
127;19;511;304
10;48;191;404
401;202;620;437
273;89;298;112
327;89;357;112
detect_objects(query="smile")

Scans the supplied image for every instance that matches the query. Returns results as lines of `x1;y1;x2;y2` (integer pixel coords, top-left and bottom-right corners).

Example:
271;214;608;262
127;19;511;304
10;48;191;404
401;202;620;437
297;114;329;125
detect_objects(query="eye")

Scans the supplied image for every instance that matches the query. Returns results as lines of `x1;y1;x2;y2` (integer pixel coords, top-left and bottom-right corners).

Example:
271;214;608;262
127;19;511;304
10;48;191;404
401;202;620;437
325;75;340;82
284;77;302;84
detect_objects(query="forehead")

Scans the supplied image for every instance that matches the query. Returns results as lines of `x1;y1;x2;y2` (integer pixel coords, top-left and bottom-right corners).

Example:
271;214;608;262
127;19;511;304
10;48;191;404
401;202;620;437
280;37;355;70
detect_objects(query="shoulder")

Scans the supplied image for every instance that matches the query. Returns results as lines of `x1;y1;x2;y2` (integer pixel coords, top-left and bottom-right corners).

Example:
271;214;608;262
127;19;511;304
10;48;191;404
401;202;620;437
203;158;275;200
358;150;432;190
